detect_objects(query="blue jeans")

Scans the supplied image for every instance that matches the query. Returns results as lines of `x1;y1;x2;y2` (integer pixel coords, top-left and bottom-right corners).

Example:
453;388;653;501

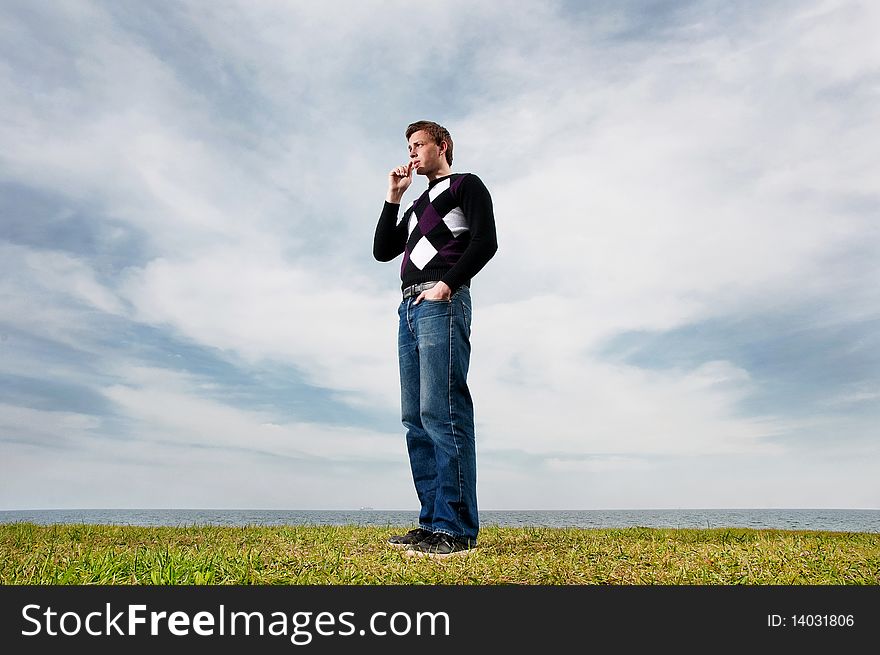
397;286;478;544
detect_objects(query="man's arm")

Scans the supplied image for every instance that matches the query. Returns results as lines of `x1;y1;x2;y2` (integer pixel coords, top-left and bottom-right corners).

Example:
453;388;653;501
373;202;407;262
373;161;414;262
440;173;498;291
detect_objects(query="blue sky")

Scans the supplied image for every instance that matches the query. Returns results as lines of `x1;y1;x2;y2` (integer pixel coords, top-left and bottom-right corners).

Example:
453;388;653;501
1;0;877;510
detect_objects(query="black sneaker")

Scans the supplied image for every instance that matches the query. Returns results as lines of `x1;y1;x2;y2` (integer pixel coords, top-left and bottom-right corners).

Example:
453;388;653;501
405;531;476;559
388;527;433;548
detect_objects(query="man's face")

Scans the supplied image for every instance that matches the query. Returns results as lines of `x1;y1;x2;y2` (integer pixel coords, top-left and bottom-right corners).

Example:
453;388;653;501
408;130;445;175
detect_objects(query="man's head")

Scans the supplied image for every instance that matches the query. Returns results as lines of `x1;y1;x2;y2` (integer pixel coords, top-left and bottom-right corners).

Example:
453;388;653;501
406;120;453;167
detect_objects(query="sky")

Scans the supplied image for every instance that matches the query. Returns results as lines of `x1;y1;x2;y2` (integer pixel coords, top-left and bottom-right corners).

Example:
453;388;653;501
1;0;878;511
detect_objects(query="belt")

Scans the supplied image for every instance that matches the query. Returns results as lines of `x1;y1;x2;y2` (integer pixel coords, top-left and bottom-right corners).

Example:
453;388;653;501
402;281;438;299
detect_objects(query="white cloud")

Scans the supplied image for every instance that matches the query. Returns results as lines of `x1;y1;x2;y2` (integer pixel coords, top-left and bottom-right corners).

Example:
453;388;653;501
0;367;414;509
101;365;403;461
0;0;877;510
0;243;125;348
472;319;788;457
544;456;652;474
0;403;101;448
120;249;401;410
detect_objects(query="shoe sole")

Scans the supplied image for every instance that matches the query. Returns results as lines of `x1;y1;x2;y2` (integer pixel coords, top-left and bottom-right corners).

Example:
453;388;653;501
403;547;475;559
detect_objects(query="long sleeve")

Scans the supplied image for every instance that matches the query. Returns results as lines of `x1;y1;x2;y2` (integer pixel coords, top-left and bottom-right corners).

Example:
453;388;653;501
440;174;498;291
373;201;407;262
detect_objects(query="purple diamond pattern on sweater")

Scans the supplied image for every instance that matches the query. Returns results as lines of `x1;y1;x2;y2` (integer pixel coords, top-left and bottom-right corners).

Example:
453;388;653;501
400;248;410;275
417;203;443;234
438;236;467;261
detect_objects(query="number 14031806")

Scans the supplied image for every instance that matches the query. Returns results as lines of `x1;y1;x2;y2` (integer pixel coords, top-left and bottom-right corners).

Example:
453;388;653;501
767;614;855;628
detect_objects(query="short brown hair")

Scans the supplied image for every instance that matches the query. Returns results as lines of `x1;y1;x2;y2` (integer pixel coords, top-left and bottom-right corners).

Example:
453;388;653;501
405;120;453;166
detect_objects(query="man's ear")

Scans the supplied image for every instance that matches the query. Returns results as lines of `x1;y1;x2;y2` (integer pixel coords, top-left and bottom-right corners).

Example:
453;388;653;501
438;140;448;155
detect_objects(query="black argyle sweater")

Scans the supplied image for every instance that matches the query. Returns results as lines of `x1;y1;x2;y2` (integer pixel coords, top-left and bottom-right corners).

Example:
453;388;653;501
373;173;498;292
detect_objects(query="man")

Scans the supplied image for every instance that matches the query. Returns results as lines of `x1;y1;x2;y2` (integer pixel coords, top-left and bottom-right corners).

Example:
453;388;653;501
373;120;498;558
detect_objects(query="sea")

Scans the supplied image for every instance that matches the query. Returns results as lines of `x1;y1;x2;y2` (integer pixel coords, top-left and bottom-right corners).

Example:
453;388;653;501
1;508;878;533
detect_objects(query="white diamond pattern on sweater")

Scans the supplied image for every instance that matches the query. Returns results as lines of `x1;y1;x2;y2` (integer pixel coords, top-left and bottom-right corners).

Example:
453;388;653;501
441;206;468;237
409;236;438;270
428;177;451;202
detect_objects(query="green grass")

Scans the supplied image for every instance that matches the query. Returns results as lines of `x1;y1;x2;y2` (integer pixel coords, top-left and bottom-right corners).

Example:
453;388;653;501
1;523;878;585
